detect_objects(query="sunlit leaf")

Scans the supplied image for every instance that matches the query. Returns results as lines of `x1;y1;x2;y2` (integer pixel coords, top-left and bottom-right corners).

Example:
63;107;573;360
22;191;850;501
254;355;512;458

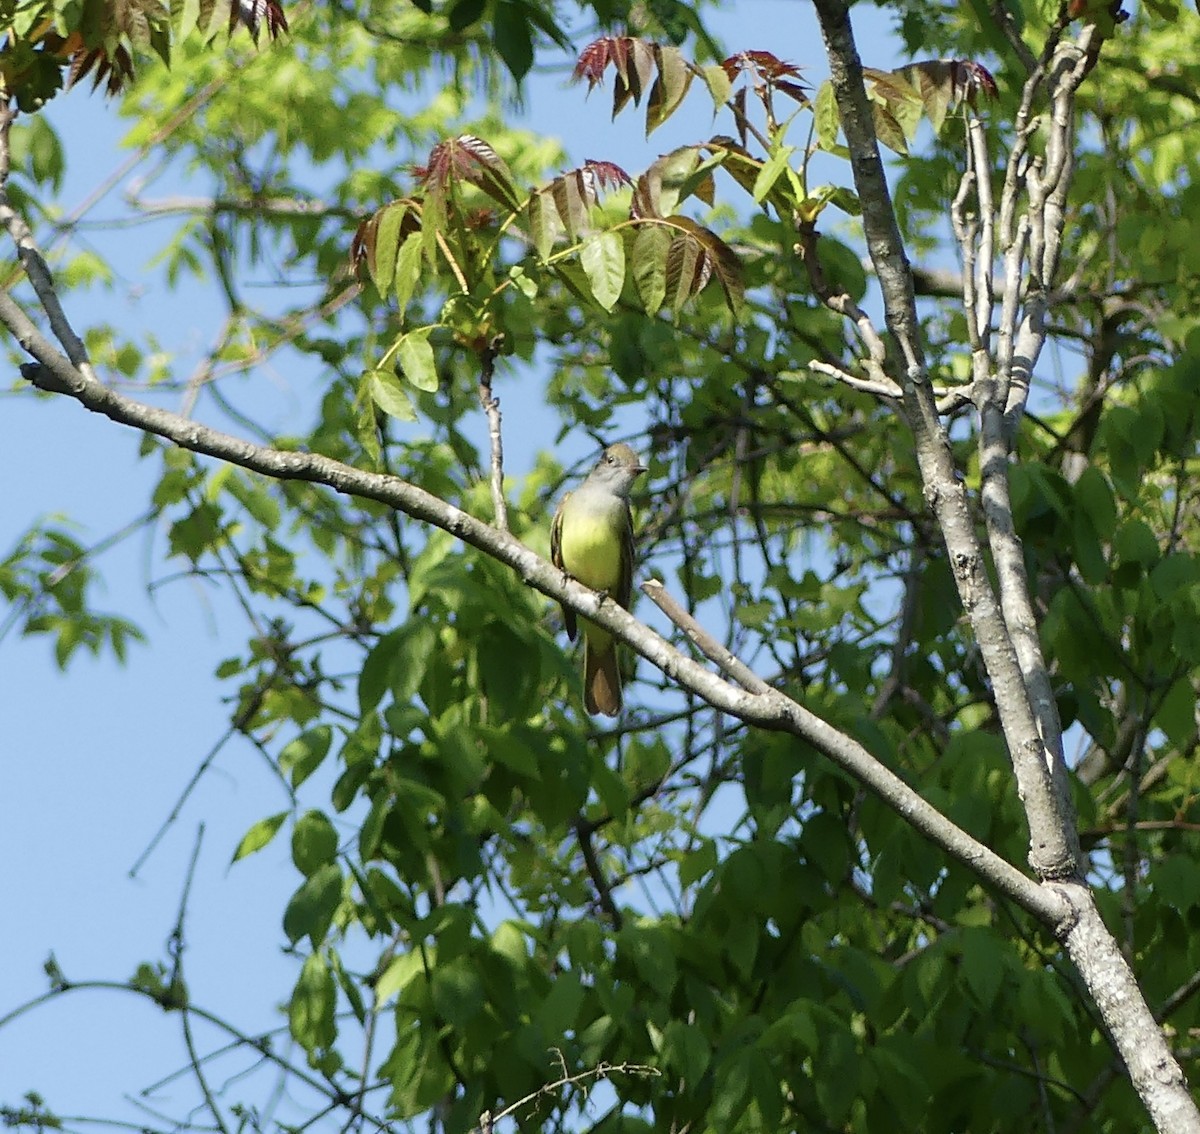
632;223;670;313
396;329;439;393
580;231;625;311
366;368;418;423
231;811;288;863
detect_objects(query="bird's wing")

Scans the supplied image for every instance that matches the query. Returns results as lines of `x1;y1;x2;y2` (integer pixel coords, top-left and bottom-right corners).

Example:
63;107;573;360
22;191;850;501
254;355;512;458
549;493;578;641
618;502;634;612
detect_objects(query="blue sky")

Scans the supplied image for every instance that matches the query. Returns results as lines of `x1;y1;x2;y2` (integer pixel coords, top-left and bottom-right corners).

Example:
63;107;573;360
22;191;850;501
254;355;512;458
1;5;904;1127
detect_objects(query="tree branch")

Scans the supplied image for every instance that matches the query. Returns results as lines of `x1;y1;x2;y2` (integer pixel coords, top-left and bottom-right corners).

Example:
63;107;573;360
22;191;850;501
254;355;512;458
812;0;1079;880
5;312;1063;924
477;343;508;531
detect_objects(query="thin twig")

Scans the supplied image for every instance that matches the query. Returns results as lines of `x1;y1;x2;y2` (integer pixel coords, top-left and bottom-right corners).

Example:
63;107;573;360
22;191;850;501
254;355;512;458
129;682;272;878
479;1059;660;1132
0;104;93;375
477;343;508;531
639;578;770;696
807;359;902;401
574;821;623;929
170;825;232;1134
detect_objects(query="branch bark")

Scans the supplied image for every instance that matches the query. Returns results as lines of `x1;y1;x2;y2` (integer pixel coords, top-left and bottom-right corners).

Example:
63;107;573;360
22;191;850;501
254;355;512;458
810;3;1200;1129
4;299;1062;925
812;0;1079;880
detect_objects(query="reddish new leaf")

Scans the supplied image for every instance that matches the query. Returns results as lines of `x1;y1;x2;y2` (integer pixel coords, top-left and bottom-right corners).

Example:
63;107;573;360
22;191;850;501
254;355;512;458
665;228;708;313
421;135;520;211
660;216;744;316
720;50;805;84
866;60;999;136
574;36;615;90
614;39;656;119
539;161;630;242
775;80;810;105
870;100;909;156
550;169;595;239
231;0;289;41
582;159;634;192
66;44;135;94
669;216;743;315
575;36;681;124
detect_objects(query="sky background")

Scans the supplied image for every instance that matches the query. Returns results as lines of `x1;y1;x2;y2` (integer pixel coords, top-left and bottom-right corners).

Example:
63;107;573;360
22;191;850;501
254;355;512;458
0;4;904;1129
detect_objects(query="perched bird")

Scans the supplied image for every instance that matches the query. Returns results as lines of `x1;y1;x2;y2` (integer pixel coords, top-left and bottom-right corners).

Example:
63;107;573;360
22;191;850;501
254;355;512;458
550;443;647;716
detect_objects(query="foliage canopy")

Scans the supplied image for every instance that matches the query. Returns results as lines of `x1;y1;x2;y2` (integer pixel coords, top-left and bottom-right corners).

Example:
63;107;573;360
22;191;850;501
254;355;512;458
5;0;1200;1131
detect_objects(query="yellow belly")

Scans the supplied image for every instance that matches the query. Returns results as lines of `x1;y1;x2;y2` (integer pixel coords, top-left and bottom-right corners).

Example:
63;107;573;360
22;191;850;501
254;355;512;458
559;509;624;593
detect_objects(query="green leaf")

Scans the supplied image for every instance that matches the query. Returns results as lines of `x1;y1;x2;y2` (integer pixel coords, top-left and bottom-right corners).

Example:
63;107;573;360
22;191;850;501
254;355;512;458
1115;518;1161;570
633;222;672;314
1151;855;1200;914
370;202;408;295
231;811;288;863
393;232;424;316
279;726;333;789
1074;466;1117;539
292;810;339;876
580;231;625;312
366;368;418;423
1156;676;1196;748
536;968;584;1033
375;950;426;1003
431;959;485;1028
752;144;795;204
661;1018;710;1082
494;0;534;80
645;45;692;135
448;0;486;31
283;863;343;947
701;64;732;111
678;839;717;887
617;920;676;996
959;927;1006;1010
815;80;840;149
527;189;560;260
397;329;439;392
1072;507;1108;585
329;947;367;1025
379;1020;455;1118
289;952;336;1055
168;502;223;561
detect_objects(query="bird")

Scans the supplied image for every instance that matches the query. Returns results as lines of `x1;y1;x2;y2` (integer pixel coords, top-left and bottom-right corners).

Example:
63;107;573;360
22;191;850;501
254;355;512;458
550;443;647;716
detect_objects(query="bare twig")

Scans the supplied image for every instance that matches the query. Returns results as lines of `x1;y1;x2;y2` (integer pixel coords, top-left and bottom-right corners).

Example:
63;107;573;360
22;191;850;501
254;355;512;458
477;343;508;531
639;578;770;696
170;826;232;1134
574;821;623;929
0;105;93;376
129;681;273;878
478;1059;660;1132
795;222;891;387
807;359;902;401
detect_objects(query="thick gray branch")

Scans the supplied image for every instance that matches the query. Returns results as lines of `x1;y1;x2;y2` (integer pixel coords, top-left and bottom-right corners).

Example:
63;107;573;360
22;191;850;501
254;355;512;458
1055;882;1200;1134
2;295;1063;924
812;0;1079;879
